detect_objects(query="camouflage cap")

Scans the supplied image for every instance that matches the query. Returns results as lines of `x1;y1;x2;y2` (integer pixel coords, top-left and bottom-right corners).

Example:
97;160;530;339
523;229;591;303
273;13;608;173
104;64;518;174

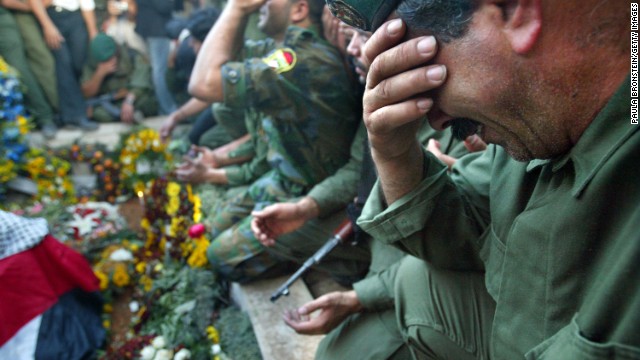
325;0;401;31
90;33;117;62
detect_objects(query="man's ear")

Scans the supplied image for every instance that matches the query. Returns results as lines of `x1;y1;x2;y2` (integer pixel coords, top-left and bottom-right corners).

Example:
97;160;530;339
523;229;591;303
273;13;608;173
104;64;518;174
501;0;542;54
290;0;310;24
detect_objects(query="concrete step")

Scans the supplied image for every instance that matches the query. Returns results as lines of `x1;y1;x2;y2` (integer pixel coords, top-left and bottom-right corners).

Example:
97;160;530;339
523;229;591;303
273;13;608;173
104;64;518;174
231;276;325;360
29;116;169;150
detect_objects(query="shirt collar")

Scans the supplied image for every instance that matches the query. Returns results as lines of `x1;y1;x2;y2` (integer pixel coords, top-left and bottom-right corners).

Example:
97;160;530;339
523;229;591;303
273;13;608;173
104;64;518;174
526;75;636;197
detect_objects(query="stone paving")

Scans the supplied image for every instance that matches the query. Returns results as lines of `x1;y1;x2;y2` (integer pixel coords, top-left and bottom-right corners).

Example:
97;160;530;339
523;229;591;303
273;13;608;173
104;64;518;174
30;116;168;149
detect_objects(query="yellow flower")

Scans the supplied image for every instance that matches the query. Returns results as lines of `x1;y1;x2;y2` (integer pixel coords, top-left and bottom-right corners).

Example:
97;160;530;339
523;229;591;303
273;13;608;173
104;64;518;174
166;196;179;216
206;326;220;344
103;303;113;313
95;270;109;290
140;217;151;230
186;184;194;202
17;115;30;135
169;217;182;237
0;57;8;73
140;275;153;292
135;261;147;274
188;237;210;267
167;182;181;197
112;263;130;287
0;161;15;182
103;320;111;329
187;250;208;268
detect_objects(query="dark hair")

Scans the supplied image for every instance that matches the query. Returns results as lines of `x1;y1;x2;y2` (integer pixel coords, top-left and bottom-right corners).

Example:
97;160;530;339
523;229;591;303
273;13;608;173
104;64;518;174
397;0;479;42
299;0;325;25
187;7;222;42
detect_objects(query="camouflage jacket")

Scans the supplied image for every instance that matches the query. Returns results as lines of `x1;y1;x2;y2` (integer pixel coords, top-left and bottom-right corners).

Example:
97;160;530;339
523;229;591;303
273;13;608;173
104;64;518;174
221;25;360;188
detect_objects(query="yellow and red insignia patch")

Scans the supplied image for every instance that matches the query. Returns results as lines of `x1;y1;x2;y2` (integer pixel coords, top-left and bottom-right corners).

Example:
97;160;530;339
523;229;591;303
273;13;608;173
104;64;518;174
262;48;297;74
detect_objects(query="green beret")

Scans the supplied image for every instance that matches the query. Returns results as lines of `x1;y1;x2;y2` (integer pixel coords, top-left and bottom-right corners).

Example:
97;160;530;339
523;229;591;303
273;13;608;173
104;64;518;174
90;33;117;62
326;0;401;31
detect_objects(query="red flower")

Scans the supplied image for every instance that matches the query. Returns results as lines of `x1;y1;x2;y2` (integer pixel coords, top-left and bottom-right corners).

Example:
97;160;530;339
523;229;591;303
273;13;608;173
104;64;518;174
188;224;206;238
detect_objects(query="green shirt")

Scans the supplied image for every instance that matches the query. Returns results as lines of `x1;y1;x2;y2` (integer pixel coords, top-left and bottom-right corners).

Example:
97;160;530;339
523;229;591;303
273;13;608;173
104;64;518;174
359;77;640;358
353;121;468;310
81;44;153;99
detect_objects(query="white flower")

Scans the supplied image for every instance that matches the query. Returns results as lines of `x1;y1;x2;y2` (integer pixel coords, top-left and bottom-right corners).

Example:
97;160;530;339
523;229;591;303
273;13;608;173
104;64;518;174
153;349;173;360
173;348;191;360
152;335;166;349
211;344;221;355
129;301;139;313
140;346;156;360
67;213;96;236
109;248;134;262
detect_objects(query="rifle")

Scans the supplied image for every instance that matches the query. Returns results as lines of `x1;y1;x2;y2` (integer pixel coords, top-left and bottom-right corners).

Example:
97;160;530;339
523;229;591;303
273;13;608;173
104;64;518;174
270;218;354;302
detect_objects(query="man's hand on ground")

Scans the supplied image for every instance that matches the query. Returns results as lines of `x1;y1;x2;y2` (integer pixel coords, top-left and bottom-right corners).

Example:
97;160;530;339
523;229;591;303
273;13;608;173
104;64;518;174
283;291;363;335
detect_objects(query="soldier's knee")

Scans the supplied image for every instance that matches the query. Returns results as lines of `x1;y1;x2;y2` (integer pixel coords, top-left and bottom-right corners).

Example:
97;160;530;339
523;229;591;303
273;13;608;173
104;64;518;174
206;234;230;267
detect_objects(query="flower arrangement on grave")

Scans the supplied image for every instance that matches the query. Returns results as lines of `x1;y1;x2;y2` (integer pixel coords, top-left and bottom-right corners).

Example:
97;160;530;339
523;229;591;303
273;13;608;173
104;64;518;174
5;175;253;359
56;143;123;203
0;56;31;199
138;177;206;268
65;201;130;254
23;148;76;203
117;128;172;192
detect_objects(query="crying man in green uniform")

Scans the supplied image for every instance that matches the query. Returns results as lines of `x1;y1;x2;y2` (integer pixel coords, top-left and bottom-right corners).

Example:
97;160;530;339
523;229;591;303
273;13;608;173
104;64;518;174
81;33;157;123
188;0;360;282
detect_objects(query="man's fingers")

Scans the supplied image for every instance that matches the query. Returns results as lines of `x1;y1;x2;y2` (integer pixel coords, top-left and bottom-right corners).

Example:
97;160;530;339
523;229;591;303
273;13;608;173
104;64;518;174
362;19;406;70
181;156;195;165
366;64;445;112
426;139;442;155
251;218;270;242
367;36;439;89
464;134;488;153
365;98;433;135
283;309;322;335
297;294;335;315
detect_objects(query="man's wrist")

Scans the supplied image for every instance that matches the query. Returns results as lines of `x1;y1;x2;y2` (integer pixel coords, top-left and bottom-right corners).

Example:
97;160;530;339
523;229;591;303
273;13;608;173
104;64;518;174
124;94;135;105
206;168;228;184
297;197;321;220
344;290;364;313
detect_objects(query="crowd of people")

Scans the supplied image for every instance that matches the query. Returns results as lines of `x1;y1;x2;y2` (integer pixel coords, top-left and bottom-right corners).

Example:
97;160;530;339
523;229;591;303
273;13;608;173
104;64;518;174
4;0;637;358
0;0;226;138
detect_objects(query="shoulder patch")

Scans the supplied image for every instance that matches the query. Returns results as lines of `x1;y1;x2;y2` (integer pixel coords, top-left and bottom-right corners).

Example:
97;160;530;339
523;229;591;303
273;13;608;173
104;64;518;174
262;48;297;74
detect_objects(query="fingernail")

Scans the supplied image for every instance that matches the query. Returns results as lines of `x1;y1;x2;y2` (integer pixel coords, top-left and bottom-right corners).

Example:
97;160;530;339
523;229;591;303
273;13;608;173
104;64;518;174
387;19;402;35
417;99;433;111
427;65;446;81
417;36;436;54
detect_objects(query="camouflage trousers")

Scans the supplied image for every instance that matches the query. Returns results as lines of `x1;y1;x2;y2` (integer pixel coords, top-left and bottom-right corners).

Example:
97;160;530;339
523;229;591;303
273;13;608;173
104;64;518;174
206;170;307;283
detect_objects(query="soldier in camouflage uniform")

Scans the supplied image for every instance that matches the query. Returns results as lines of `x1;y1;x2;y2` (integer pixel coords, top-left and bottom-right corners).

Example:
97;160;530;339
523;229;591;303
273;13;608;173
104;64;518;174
80;33;157;123
189;0;360;282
